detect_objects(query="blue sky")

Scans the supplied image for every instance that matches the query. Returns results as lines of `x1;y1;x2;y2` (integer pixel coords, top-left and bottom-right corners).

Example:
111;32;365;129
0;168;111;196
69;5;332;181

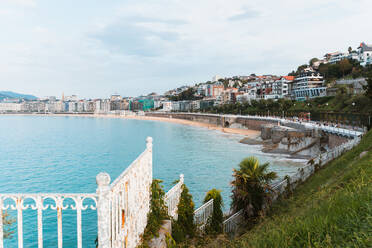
0;0;371;98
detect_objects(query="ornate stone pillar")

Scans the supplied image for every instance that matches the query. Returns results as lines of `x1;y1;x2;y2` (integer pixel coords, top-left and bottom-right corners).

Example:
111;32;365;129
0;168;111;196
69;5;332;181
96;173;111;248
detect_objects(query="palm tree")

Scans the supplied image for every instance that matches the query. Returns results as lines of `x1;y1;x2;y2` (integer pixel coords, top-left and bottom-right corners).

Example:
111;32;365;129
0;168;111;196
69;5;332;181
231;157;277;219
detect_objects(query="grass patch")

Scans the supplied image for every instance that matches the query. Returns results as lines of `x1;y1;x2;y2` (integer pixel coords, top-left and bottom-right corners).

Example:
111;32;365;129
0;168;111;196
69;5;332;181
220;130;372;248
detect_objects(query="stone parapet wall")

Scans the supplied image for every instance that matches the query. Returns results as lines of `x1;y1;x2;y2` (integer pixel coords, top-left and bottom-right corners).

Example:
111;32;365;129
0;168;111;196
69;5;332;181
328;133;349;149
145;112;277;130
235;117;277;131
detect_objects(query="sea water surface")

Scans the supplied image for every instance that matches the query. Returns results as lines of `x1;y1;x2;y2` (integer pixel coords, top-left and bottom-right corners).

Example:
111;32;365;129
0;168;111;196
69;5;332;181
0;115;305;247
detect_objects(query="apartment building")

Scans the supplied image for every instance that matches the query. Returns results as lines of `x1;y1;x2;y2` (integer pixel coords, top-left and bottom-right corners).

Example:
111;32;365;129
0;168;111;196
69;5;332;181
291;72;326;100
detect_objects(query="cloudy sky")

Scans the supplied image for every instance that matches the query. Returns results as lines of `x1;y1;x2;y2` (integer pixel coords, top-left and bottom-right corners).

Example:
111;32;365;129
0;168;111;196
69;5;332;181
1;0;371;98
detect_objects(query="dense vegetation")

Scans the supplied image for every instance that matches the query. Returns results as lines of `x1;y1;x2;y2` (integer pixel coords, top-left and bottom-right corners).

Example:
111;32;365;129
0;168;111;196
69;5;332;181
167;88;202;101
212;129;372;247
205;88;372;117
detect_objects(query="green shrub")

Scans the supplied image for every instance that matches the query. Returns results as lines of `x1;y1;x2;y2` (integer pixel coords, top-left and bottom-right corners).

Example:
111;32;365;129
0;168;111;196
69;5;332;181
203;189;224;234
172;184;196;243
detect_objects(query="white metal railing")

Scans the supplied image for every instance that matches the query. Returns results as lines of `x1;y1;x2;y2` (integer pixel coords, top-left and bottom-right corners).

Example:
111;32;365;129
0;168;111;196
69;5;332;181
149;112;365;138
164;174;184;220
0;137;155;248
194;199;213;229
273;135;361;195
223;209;243;234
0;193;97;248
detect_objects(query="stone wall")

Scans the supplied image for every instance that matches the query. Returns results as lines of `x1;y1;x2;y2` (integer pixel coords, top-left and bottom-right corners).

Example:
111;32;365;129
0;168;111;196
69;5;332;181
328;133;349;149
235;117;278;131
145;112;278;130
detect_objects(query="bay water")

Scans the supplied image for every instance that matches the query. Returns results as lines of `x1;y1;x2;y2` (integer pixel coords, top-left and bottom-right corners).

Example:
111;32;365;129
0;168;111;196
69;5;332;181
0;115;304;247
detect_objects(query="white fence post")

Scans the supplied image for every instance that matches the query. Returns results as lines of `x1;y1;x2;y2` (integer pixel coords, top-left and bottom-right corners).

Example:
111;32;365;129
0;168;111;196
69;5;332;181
96;173;111;248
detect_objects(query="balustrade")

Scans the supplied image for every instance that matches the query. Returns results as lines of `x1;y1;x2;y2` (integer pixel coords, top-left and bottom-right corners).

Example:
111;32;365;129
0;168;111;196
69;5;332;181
0;193;97;248
164;174;184;220
0;137;155;248
194;199;213;229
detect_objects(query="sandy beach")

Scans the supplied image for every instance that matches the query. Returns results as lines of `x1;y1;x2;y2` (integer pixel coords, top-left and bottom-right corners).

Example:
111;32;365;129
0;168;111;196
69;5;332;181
119;114;261;138
1;113;261;138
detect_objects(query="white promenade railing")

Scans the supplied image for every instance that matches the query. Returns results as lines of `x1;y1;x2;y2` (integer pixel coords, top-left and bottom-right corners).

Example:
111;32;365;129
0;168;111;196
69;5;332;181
194;199;213;229
0;137;160;248
272;135;361;197
0;194;97;248
149;112;365;138
164;175;184;220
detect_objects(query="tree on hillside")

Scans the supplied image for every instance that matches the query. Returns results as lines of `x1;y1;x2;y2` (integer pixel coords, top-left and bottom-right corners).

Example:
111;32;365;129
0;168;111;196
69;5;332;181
309;58;319;66
231;157;277;219
319;63;329;79
339;59;353;77
348;46;352;54
297;64;308;73
172;184;196;243
168;88;201;101
204;189;223;234
364;73;372;101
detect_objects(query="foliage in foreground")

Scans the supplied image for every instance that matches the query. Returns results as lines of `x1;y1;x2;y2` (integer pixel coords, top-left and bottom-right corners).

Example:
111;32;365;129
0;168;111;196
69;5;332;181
172;184;196;243
140;179;168;246
203;189;224;235
225;129;372;247
231;157;277;219
2;211;15;239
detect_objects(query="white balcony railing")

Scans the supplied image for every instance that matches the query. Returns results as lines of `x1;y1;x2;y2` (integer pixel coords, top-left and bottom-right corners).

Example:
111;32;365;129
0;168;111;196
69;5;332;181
0;194;97;248
0;137;160;248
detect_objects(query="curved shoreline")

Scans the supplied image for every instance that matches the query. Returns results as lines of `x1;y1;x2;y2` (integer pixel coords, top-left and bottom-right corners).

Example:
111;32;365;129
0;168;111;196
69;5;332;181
1;113;261;139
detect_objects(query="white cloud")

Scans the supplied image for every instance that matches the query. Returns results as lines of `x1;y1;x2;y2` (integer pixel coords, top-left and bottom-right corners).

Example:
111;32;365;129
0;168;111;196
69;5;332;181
3;0;36;7
0;0;372;97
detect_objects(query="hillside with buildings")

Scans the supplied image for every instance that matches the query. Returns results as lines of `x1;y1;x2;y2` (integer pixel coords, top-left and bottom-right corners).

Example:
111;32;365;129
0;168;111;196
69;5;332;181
1;42;371;115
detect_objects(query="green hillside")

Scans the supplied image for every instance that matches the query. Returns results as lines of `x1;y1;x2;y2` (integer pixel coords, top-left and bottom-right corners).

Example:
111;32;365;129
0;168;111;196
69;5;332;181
0;91;37;101
220;130;372;247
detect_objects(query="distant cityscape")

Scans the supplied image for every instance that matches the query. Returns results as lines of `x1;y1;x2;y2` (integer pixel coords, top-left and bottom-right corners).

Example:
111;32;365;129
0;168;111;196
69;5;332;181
1;42;371;114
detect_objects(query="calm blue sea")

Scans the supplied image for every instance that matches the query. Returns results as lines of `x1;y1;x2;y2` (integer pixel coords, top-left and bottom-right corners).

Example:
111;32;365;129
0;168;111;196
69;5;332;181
0;115;304;247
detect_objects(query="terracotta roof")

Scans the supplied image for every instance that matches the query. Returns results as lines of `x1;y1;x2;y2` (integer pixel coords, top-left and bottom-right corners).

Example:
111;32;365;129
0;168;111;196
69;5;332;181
282;76;295;81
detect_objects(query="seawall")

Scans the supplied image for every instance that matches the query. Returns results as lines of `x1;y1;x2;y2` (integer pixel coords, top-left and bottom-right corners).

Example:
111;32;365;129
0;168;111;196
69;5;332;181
145;112;278;131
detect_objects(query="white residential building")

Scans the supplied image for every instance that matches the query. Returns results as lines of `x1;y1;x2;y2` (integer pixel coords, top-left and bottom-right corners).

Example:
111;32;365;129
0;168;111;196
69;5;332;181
68;102;77;112
162;101;173;112
358;42;372;66
171;101;180;111
291;72;326;100
236;88;257;103
0;103;22;112
191;100;201;110
324;52;348;64
212;75;222;82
